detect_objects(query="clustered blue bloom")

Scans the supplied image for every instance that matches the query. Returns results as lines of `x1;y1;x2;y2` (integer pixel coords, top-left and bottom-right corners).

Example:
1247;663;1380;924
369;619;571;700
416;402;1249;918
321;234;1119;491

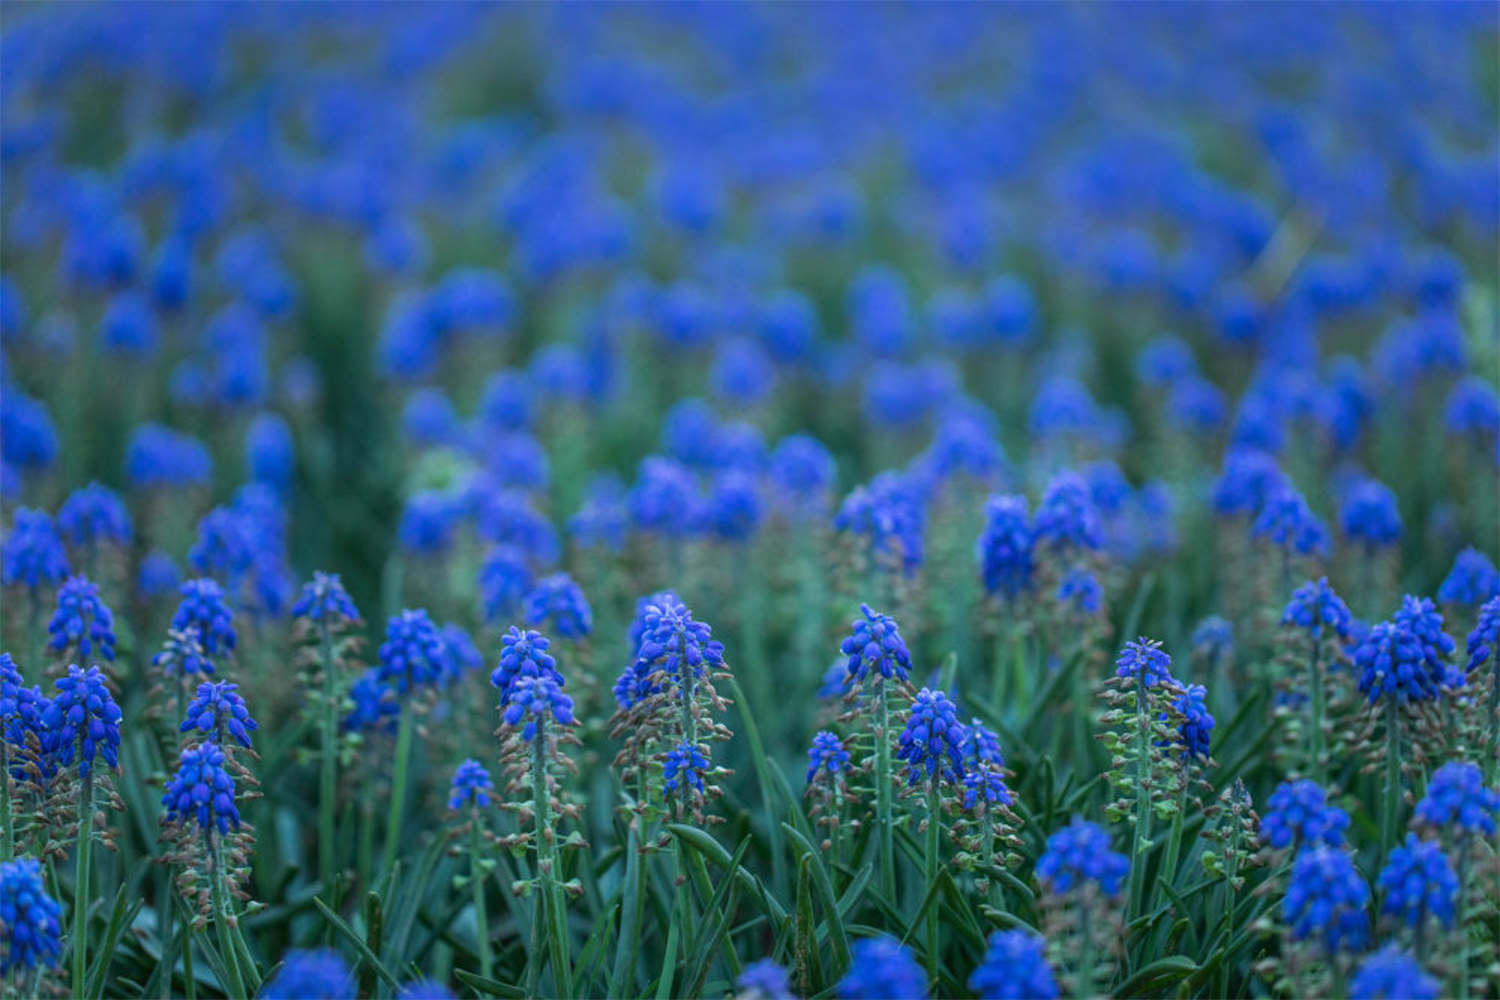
976;495;1033;599
1190;616;1234;667
291;572;361;625
964;719;1004;769
1339;479;1402;548
835;471;925;571
259;948;354;1000
1414;761;1499;836
448;758;494;811
896;688;967;788
478;545;533;624
1056;567;1102;614
840;603;912;685
2;509;70;591
343;669;399;734
1168;684;1214;761
806;730;849;783
1282;577;1354;642
968;929;1058;1000
1036;817;1129;896
503;674;575;741
1251;487;1329;557
377;609;448;694
138;551;181;598
56;483;132;550
1468;596;1500;677
180;680;258;748
662;741;710;795
170;579;238;668
523;573;593;639
1115;636;1175;689
41;664;122;779
836;936;927;1000
736;958;796;1000
1391;595;1457;687
631;593;725;686
492;626;563;704
1212;448;1287;518
1259;780;1350;850
162;743;240;834
1283;845;1370;954
47;576;116;662
1354;619;1437;704
152;627;212;679
1438;548;1500;606
1377;833;1457;930
0;858;63;975
1348;945;1440;1000
1032;471;1101;553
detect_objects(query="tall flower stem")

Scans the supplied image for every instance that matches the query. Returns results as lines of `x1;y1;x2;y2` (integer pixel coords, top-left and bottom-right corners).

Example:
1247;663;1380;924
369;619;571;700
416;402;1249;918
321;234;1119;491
318;620;339;888
208;833;247;1000
382;705;415;876
1486;664;1499;788
875;682;895;900
1150;778;1188;924
608;779;646;999
1306;640;1325;784
1127;681;1152;921
1380;698;1402;859
924;784;942;978
72;768;94;994
471;820;492;980
532;715;570;997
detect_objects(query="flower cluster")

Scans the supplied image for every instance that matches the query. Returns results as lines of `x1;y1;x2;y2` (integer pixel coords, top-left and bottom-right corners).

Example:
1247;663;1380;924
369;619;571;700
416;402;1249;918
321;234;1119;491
836;936;926;1000
968;929;1058;1000
492;627;562;704
162;743;240;834
806;730;850;783
896;688;967;788
179;680;259;748
0;858;62;976
1259;780;1350;850
1438;548;1500;606
523;573;593;639
377;609;448;694
1282;578;1354;642
170;579;238;669
840;603;912;685
502;674;575;741
1036;817;1128;897
448;759;494;811
976;495;1034;600
56;483;132;552
2;509;70;591
1413;761;1499;836
1115;636;1175;689
291;572;360;626
47;576;116;662
1282;845;1370;954
41;664;122;779
1377;833;1457;929
1348;945;1439;1000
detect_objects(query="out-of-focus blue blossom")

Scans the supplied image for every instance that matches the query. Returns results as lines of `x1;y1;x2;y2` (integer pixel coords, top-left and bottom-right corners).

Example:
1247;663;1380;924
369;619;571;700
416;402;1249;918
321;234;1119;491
1260;780;1350;850
817;662;850;701
343;669;399;734
836;936;926;1000
1137;335;1196;387
1283;845;1370;954
768;434;834;515
503;673;575;740
47;576;115;662
62;212;145;289
399;491;461;555
1377;833;1457;930
260;949;354;1000
707;470;763;541
1349;945;1439;1000
1191;617;1234;669
246;412;295;492
1445;375;1499;438
1033;471;1101;554
1036;817;1128;896
758;290;819;364
663;740;710;795
439;623;483;681
42;664;122;779
926;406;1004;481
568;475;628;551
402;389;461;447
479;369;532;432
189;507;256;589
523;573;592;639
712;338;775;406
849;265;913;357
292;572;360;626
896;688;967;788
377;609;447;695
1339;479;1402;549
1414;761;1499;836
661;399;722;469
56;483;131;551
1391;595;1458;688
976;495;1033;600
162;743;239;834
125;424;212;488
474;488;558;566
180;680;258;748
99;292;158;356
1029;377;1111;450
1251;487;1328;557
835;471;925;571
150;236;193;311
1372;311;1466;395
0;858;62;975
138;550;181;599
968;929;1058;1000
984;275;1037;345
736;959;795;1000
366;216;429;276
1438;548;1500;606
171;579;236;667
448;758;493;811
1211;448;1286;519
478;545;532;624
529;344;590;405
1282;578;1354;642
151;627;212;680
1056;567;1102;614
806;730;850;783
396;980;455;1000
1167;374;1227;433
862;361;955;429
628;456;702;538
1115;636;1174;689
841;604;912;685
1467;596;1500;676
0;392;58;472
2;509;70;591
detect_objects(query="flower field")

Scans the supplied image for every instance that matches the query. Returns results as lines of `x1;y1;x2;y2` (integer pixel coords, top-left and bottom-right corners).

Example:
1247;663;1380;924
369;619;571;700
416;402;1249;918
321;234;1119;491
1;5;1498;999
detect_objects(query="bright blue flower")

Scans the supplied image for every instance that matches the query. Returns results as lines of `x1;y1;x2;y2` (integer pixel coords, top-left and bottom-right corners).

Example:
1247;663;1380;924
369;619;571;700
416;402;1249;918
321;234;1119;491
1392;595;1457;689
170;579;237;669
0;858;62;975
162;743;239;834
964;719;1004;769
292;572;360;626
712;338;775;406
430;269;514;335
736;958;795;1000
806;730;850;784
491;626;562;705
1340;480;1402;548
0;392;58;471
478;369;533;432
817;661;850;701
849;265;913;357
961;766;1013;811
478;546;533;624
983;275;1036;345
840;604;912;685
377;610;447;695
1211;448;1286;517
180;680;258;748
1260;780;1350;850
1283;845;1370;954
758;289;819;363
1033;471;1101;553
343;669;398;734
768;434;835;515
707;470;763;541
1056;568;1102;614
1467;596;1500;675
976;495;1033;599
628;456;703;537
99;291;158;355
151;627;212;679
1136;335;1196;387
835;471;925;570
46;576;115;662
836;936;927;1000
1349;945;1440;1000
632;594;725;687
56;483;132;550
448;759;494;811
396;980;455;1000
1445;375;1499;437
1115;636;1174;689
41;664;122;779
1191;616;1234;668
1252;487;1329;557
260;949;355;1000
438;623;482;682
968;929;1058;1000
2;509;70;591
1282;578;1354;642
663;741;710;795
569;476;629;552
503;674;575;741
399;491;460;555
401;389;460;447
1414;761;1499;836
125;424;212;488
1377;833;1457;930
189;507;256;589
138;550;180;599
474;487;558;565
1167;375;1227;433
1036;817;1128;896
1169;684;1214;760
246;412;295;491
1355;619;1435;704
1438;548;1500;606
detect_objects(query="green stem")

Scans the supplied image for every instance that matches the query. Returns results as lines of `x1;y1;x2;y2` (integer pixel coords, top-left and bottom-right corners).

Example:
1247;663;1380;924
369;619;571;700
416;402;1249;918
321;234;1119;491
876;682;895;900
1151;777;1188;924
471;820;492;980
318;621;339;889
72;769;94;995
1127;682;1152;922
1380;698;1402;859
382;705;415;876
182;922;196;1000
924;784;941;979
608;803;645;998
2;742;14;861
1307;640;1325;784
532;716;570;997
209;834;247;1000
1485;662;1499;788
655;883;681;1000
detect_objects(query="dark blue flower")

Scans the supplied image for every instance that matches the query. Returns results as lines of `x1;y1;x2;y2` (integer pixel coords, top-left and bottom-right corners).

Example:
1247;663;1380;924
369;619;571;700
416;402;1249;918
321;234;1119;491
840;604;912;685
628;456;703;538
1439;549;1500;607
343;669;398;734
478;545;533;624
399;491;460;555
1168;684;1214;761
1260;780;1350;850
961;766;1013;811
836;936;926;1000
491;627;562;704
1252;487;1329;557
707;470;764;542
631;594;725;688
1377;833;1457;930
806;730;850;783
1282;578;1354;642
897;687;968;788
246;412;295;492
1212;448;1287;518
964;719;1004;770
56;483;132;551
47;576;115;662
662;741;710;795
1191;616;1234;668
170;579;237;669
968;929;1058;1000
161;743;239;834
448;758;494;811
377;609;447;695
473;488;558;566
151;627;212;679
2;509;70;591
0;858;62;975
179;680;258;748
291;572;360;626
976;495;1033;599
768;435;835;516
568;476;628;552
1283;845;1370;954
99;290;159;356
1349;945;1439;1000
1115;636;1175;689
138;550;181;599
1339;480;1402;549
736;958;795;1000
0;393;58;472
1444;375;1499;437
503;674;575;741
260;949;354;1000
835;471;925;571
1037;817;1128;896
41;664;122;778
1056;568;1102;614
125;424;212;488
1467;596;1500;676
523;573;592;639
1414;761;1499;836
1032;471;1101;554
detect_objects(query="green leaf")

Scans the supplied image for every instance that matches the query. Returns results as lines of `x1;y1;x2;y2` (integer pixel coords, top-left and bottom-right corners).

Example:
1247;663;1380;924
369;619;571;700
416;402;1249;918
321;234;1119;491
780;823;850;973
454;968;527;998
312;896;402;990
1114;954;1197;995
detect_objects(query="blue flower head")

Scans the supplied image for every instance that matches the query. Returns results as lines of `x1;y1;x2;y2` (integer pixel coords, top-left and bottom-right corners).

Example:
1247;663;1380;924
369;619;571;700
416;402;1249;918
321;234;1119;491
736;958;795;1000
162;743;239;834
377;610;447;695
491;627;563;705
56;483;132;550
1168;684;1214;761
1414;761;1499;836
962;766;1013;812
1032;471;1101;554
1354;620;1436;704
1;392;58;472
246;411;295;491
439;623;482;682
968;929;1058;1000
1168;375;1227;433
503;674;575;741
47;576;116;662
523;573;593;639
151;627;213;679
768;434;835;516
662;741;710;796
1439;548;1500;607
841;604;912;685
628;456;703;538
170;579;237;667
632;594;725;686
0;858;62;975
834;472;925;571
1260;780;1350;850
1283;845;1370;954
1115;636;1175;689
2;509;70;591
897;688;968;788
292;572;360;626
976;495;1034;599
964;719;1004;769
1444;375;1499;437
1282;578;1354;643
1349;945;1440;1000
1211;448;1286;517
399;491;460;555
260;949;355;1000
1036;817;1129;896
448;759;494;811
343;669;398;734
180;680;258;748
138;550;181;599
1340;480;1402;548
41;664;122;778
1392;595;1456;685
1191;616;1234;667
1467;596;1500;676
1056;568;1102;615
478;545;533;624
836;936;927;1000
707;470;764;542
1252;487;1329;557
1378;833;1457;930
806;730;850;784
568;476;628;552
125;424;212;488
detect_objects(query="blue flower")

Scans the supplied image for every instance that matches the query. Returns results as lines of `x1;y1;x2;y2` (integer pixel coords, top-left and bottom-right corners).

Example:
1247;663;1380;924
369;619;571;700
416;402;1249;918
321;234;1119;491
523;573;592;639
1036;817;1129;896
377;609;447;694
840;604;912;685
1438;548;1500;606
478;545;533;624
836;936;927;1000
1282;578;1354;642
768;435;835;516
125;424;212;488
1377;833;1457;930
628;456;703;537
964;719;1004;769
968;929;1058;1000
1056;568;1102;614
1283;845;1370;954
448;759;494;811
568;476;628;552
2;509;70;591
1168;684;1214;760
56;483;132;550
707;470;764;542
401;389;460;447
1467;596;1500;676
474;487;559;566
663;741;710;795
170;579;237;670
1444;375;1499;437
631;594;725;687
1259;780;1350;850
835;472;925;571
1191;616;1234;668
1349;945;1440;1000
1339;480;1402;548
503;674;575;741
1168;375;1227;433
396;980;456;1000
399;491;460;555
1354;619;1437;704
806;730;850;783
41;664;122;778
260;949;354;1000
291;572;360;626
179;680;258;748
0;858;62;975
736;958;795;1000
1392;595;1456;684
491;627;563;705
161;743;239;834
138;550;181;599
47;576;116;662
439;623;483;681
1033;471;1101;554
1414;761;1499;836
1251;487;1328;557
1211;448;1286;518
246;411;295;491
976;495;1033;599
897;688;967;788
1115;636;1175;689
343;669;398;734
961;767;1013;811
151;628;212;679
0;392;57;472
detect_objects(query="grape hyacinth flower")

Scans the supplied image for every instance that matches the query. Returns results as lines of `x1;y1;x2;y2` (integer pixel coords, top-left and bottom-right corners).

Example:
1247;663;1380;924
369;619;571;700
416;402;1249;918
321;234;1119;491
736;958;796;1000
1;509;71;593
1168;684;1214;761
396;980;457;1000
1036;817;1129;897
448;759;493;812
1035;818;1128;996
179;680;258;749
46;576;116;663
1413;761;1499;837
491;627;563;705
523;573;593;639
1282;845;1370;955
478;545;533;624
170;579;237;671
896;688;967;788
1115;636;1176;689
976;495;1034;600
1377;833;1457;930
1340;479;1403;550
1283;577;1354;643
836;936;927;1000
448;757;496;976
662;741;710;795
1348;945;1440;1000
1252;487;1329;559
1260;780;1350;850
968;929;1059;1000
377;609;448;695
0;857;62;979
260;949;355;1000
840;604;912;686
137;551;181;599
1464;597;1500;782
291;571;360;626
806;730;850;784
503;675;575;742
1438;548;1500;607
161;744;240;834
1032;471;1101;556
805;730;853;857
1191;616;1234;672
56;483;132;560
